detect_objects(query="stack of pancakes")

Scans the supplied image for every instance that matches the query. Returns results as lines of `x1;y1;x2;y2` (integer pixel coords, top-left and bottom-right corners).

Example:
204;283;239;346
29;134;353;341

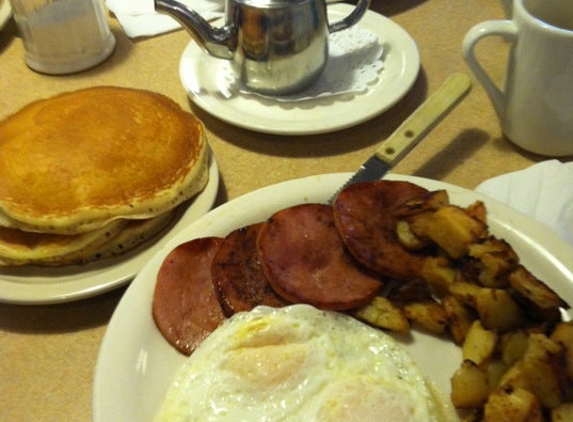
0;86;209;266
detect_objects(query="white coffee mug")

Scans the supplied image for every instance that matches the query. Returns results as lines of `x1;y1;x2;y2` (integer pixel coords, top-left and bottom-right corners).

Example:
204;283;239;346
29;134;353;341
463;0;573;156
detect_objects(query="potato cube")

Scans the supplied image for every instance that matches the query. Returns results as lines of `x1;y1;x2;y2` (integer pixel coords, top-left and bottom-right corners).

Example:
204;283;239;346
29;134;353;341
498;360;532;391
464;200;487;224
468;237;519;288
450;359;491;408
508;266;569;310
442;294;476;344
395;189;450;216
483;386;543;422
500;330;529;367
551;402;573;422
550;321;573;382
403;301;448;334
353;296;410;334
396;220;427;250
405;211;435;241
448;281;482;308
522;333;566;409
425;205;488;259
462;320;498;365
486;358;508;390
475;288;525;332
420;256;457;295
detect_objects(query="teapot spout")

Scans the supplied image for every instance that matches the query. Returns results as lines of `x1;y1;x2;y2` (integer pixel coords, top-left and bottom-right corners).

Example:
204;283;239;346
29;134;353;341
154;0;234;60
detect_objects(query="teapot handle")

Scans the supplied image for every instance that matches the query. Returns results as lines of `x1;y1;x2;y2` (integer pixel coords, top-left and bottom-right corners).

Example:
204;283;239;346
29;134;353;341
328;0;372;33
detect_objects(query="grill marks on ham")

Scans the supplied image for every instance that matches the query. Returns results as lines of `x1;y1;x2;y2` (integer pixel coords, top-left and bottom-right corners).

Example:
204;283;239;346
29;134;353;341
333;180;429;281
257;204;382;311
211;222;288;316
152;237;225;356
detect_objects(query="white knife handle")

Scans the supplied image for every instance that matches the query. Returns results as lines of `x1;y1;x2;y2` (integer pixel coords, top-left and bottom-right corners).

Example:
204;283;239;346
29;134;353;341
374;73;472;166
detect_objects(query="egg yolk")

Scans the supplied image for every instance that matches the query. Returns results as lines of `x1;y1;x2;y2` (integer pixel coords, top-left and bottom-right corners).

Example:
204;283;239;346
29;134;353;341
222;342;310;388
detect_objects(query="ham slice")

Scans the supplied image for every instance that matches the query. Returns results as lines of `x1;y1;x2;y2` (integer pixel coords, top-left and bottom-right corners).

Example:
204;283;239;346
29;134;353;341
257;203;382;311
332;180;428;281
152;237;225;356
211;222;288;316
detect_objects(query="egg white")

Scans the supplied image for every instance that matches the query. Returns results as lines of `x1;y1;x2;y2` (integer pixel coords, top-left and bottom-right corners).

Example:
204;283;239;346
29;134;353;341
154;304;456;422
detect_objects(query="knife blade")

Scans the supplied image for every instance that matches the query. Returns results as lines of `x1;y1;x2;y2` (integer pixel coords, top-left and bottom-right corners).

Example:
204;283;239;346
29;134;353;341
330;73;472;202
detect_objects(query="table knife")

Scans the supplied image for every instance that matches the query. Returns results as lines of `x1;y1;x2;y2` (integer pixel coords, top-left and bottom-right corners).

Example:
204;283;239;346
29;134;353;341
331;73;472;202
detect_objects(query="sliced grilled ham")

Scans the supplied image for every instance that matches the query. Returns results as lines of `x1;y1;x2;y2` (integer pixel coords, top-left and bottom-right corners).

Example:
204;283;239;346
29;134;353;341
257;203;382;311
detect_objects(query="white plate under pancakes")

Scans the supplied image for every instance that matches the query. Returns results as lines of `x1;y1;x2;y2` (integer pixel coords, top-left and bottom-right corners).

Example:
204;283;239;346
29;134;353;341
0;156;219;305
93;173;573;422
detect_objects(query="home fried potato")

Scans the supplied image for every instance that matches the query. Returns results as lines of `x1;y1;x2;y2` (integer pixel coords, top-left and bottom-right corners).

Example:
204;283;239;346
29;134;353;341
485;358;508;391
353;296;410;334
395;189;450;217
483;386;543;422
424;205;488;259
451;360;491;408
498;361;532;392
390;187;572;420
551;402;573;422
448;281;482;308
500;330;529;367
468;237;519;288
403;301;448;334
442;294;476;345
464;200;487;224
550;321;573;381
475;288;525;332
396;220;428;250
420;256;457;295
509;265;569;311
462;320;498;365
522;333;566;409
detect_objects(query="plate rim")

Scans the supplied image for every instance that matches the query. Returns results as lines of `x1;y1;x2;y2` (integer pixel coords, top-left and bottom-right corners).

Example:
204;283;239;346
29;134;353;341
179;4;420;135
0;156;220;305
93;172;573;422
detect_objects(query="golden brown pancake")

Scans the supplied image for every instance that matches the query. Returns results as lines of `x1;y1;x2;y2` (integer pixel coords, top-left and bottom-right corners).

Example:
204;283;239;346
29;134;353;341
0;86;208;235
75;209;177;265
0;210;175;266
0;220;127;266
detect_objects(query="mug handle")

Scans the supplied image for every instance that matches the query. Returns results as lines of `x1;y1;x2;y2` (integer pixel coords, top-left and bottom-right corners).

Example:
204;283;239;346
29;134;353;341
328;0;371;33
462;20;517;120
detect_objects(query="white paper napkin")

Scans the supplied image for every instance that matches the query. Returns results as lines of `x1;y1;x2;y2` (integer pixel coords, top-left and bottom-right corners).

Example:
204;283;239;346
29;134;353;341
475;160;573;247
105;0;224;38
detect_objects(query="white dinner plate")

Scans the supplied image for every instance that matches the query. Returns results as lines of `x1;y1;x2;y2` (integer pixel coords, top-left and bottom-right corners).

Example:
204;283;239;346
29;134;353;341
179;4;420;135
93;173;573;422
0;0;12;31
0;157;219;305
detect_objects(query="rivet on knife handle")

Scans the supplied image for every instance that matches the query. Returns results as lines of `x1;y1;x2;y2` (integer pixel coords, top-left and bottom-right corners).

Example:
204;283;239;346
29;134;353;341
375;73;472;166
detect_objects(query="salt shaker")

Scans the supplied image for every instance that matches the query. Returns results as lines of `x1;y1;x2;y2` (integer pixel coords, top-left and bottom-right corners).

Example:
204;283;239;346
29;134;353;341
10;0;116;74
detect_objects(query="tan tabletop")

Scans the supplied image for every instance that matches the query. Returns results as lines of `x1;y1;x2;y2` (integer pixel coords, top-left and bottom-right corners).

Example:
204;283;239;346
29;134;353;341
0;0;567;421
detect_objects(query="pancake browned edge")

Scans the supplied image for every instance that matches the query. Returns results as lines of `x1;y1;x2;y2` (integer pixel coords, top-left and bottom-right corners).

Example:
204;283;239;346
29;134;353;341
0;86;209;235
0;210;176;267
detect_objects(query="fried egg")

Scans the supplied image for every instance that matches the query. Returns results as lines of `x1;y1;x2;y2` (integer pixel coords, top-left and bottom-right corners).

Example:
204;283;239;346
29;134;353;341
154;304;456;422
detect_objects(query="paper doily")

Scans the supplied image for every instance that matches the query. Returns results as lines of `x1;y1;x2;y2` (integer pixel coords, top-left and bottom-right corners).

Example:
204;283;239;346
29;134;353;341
222;26;384;102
